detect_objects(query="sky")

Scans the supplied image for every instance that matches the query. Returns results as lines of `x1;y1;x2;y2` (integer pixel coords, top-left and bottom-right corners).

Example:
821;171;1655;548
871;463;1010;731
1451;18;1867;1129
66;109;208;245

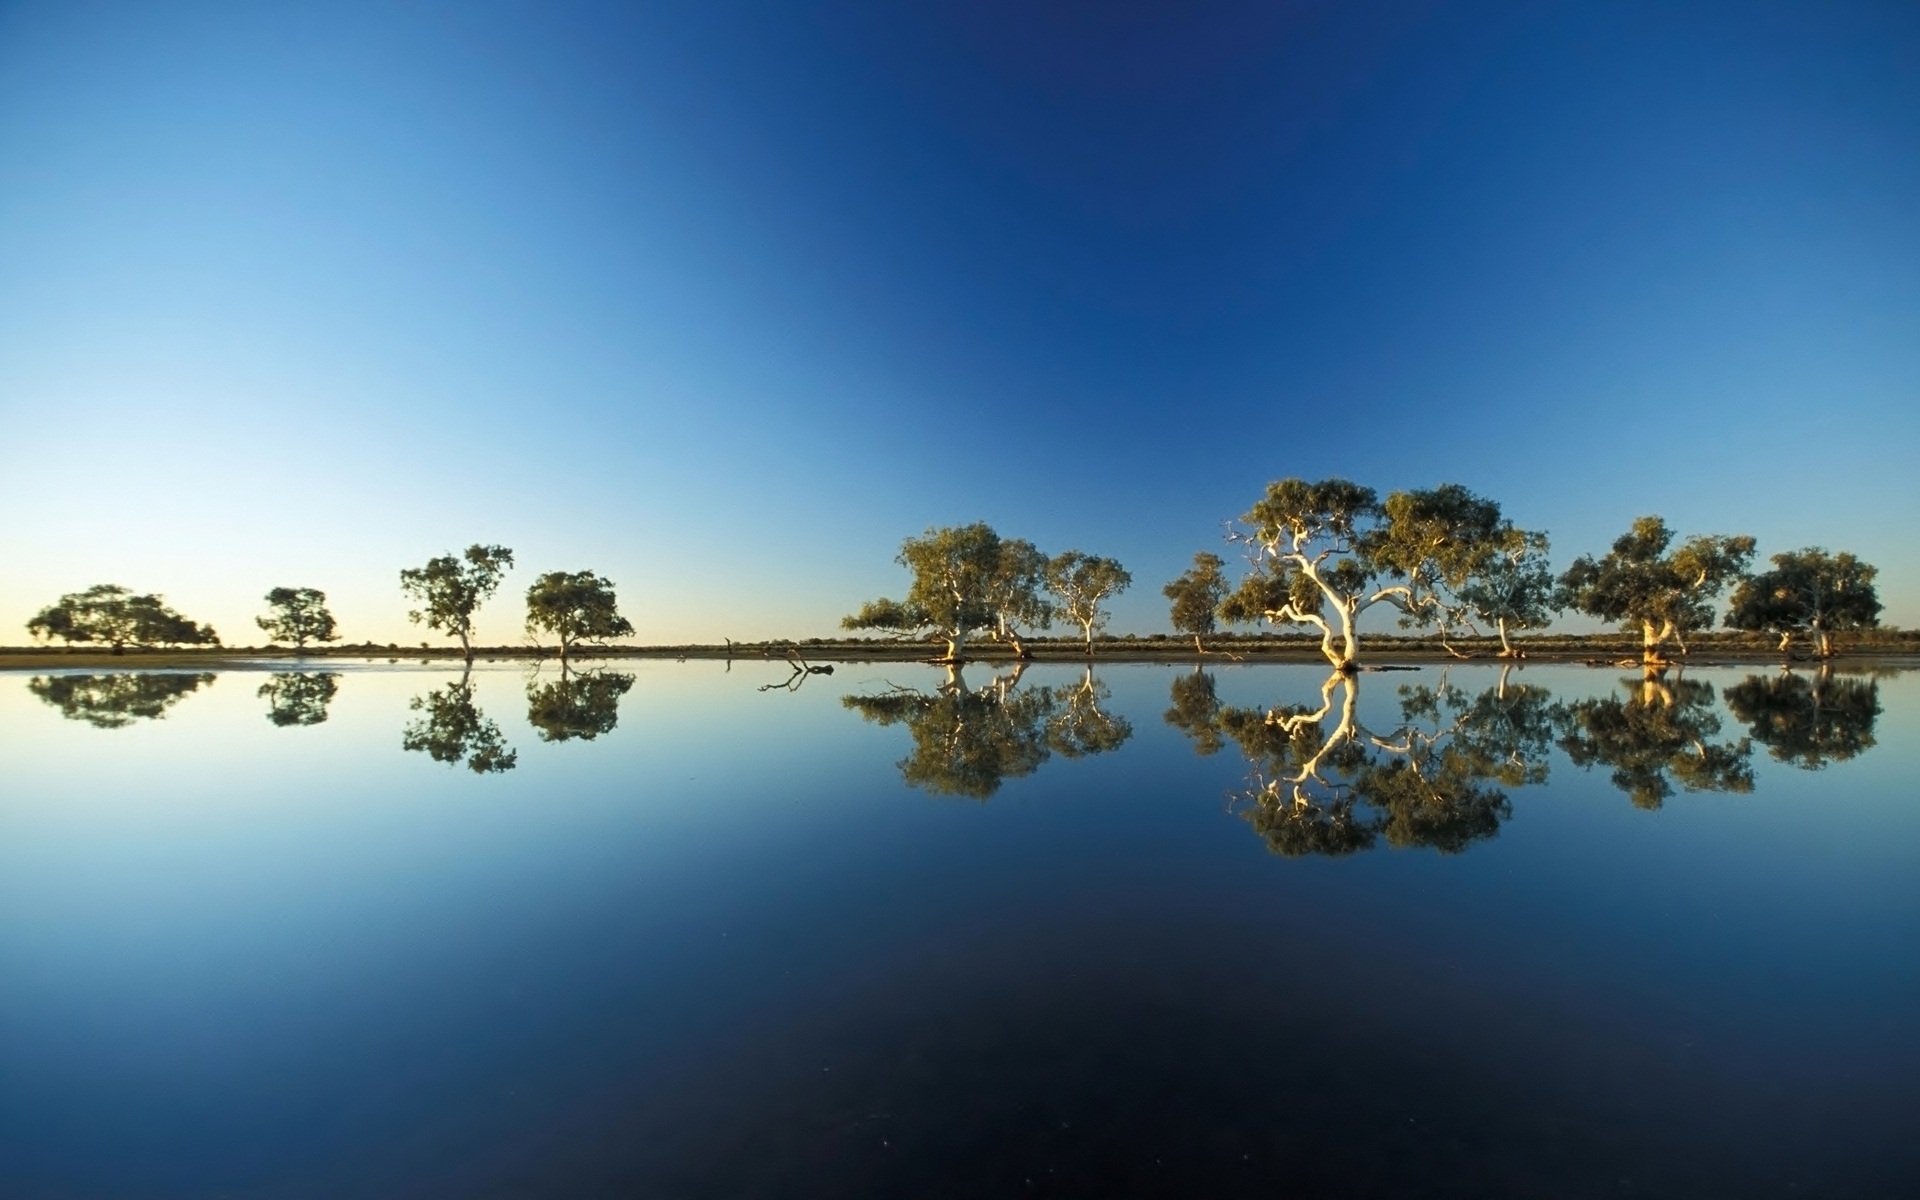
2;0;1916;646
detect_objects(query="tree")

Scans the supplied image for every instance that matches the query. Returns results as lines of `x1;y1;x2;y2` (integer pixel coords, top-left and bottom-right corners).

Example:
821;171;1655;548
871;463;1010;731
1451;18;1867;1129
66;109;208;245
1163;551;1228;655
27;585;219;653
983;537;1054;658
1725;548;1880;658
28;672;215;728
259;673;340;726
256;587;338;651
1456;530;1558;657
524;570;634;663
399;544;514;662
402;671;516;773
843;523;1026;662
1046;551;1132;654
526;669;635;742
1557;517;1755;664
1219;478;1515;671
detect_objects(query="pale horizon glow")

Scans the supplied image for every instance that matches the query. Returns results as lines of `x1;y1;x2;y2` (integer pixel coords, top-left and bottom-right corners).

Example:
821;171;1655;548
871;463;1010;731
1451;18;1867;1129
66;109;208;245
3;1;1916;646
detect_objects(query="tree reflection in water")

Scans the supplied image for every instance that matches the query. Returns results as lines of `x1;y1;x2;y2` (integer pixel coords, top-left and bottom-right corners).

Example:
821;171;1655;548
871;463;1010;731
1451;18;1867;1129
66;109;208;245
258;672;340;727
526;668;635;743
1553;672;1753;809
1170;667;1555;858
403;669;516;774
29;672;215;729
843;663;1132;799
1723;669;1881;770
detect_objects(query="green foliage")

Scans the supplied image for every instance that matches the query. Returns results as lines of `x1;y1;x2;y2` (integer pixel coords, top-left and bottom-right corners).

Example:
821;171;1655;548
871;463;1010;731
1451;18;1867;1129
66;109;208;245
27;585;220;652
526;670;635;742
258;672;339;726
1456;530;1558;652
524;570;635;660
1723;671;1879;769
402;674;516;773
1162;552;1228;649
1557;517;1755;659
399;544;514;660
29;672;215;728
1553;676;1753;809
256;587;338;650
1725;548;1880;657
1046;551;1131;651
1047;669;1133;757
843;523;1050;659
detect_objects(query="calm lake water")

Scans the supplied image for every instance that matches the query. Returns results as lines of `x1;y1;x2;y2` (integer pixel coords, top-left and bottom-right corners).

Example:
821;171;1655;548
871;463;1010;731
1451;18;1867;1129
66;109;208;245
1;659;1915;1198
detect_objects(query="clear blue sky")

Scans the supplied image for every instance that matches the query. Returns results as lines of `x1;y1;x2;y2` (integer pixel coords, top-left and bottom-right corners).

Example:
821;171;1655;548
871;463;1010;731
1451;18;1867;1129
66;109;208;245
3;0;1916;645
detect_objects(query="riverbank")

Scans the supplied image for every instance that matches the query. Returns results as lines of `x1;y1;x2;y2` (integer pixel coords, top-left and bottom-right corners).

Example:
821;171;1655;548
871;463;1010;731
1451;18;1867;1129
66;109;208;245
3;635;1915;672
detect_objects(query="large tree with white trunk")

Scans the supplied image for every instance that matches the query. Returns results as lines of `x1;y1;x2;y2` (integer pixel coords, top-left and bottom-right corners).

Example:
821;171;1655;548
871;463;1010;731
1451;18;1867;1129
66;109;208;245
1046;551;1131;654
1556;517;1754;664
1216;478;1518;671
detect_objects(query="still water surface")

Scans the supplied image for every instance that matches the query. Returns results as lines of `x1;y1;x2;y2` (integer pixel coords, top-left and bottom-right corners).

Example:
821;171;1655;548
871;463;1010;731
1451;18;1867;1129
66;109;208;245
1;659;1915;1198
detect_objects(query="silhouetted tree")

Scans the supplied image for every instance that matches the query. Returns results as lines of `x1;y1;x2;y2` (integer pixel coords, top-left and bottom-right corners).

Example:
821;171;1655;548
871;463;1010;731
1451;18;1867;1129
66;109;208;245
29;672;215;728
1723;670;1880;769
526;668;634;742
403;670;516;773
1163;551;1228;655
1553;674;1753;809
400;544;514;663
1046;552;1131;654
1725;549;1880;658
257;587;338;651
524;570;634;663
1557;517;1754;664
258;672;340;726
27;585;219;653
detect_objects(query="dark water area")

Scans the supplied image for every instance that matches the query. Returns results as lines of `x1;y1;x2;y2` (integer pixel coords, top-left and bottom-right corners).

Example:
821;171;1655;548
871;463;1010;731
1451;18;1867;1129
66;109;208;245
1;659;1915;1198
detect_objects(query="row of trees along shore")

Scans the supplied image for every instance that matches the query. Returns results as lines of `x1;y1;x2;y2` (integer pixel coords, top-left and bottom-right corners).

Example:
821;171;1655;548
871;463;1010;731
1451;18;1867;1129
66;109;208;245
847;478;1883;669
21;477;1887;666
27;546;633;664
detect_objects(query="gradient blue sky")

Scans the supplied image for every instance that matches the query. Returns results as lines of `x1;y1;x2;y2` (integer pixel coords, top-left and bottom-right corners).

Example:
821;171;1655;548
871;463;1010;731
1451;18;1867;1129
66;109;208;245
3;0;1916;645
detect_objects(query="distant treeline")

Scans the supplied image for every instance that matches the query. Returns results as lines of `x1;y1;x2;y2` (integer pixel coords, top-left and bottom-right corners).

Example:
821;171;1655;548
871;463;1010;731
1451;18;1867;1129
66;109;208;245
22;476;1890;667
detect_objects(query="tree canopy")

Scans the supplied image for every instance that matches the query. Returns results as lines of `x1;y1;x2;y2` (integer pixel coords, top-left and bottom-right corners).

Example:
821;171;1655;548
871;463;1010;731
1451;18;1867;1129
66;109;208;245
1163;551;1228;655
1046;551;1131;654
844;523;1048;661
256;587;338;650
1724;548;1879;658
400;544;514;661
524;570;634;662
27;585;220;653
1218;478;1522;670
1557;517;1755;663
